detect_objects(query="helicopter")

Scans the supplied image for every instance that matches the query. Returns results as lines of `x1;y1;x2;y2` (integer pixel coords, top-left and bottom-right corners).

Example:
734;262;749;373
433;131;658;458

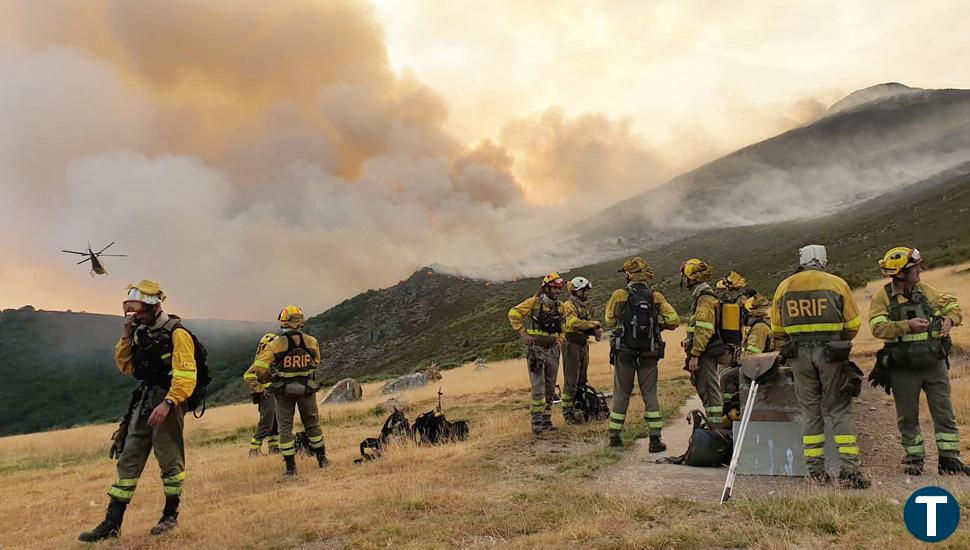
62;242;127;276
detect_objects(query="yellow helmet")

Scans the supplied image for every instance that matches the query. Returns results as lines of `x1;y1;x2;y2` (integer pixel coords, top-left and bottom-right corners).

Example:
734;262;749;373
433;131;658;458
744;294;770;316
681;258;714;283
541;272;565;288
879;247;923;277
714;279;727;291
278;305;305;328
619;257;654;282
726;271;747;289
125;280;165;303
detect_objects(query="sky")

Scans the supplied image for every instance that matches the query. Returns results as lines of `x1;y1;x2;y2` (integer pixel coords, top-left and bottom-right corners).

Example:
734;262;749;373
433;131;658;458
1;0;969;320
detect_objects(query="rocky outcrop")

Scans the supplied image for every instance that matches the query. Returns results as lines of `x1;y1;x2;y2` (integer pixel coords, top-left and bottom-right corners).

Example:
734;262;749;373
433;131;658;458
321;378;363;404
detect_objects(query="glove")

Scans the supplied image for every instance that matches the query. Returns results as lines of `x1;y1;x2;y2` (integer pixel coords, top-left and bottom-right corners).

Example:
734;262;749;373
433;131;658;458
305;381;320;395
840;361;864;398
868;363;891;395
251;392;262;404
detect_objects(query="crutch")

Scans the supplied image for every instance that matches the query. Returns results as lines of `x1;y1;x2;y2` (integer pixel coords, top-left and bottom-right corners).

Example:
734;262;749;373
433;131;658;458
720;352;780;504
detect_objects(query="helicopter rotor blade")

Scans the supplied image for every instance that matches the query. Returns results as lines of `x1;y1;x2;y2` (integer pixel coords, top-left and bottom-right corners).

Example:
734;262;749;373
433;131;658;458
76;257;92;265
99;254;127;257
62;250;87;255
96;241;116;254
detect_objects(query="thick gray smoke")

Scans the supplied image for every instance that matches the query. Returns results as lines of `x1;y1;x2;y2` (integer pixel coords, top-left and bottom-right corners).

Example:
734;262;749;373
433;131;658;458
0;0;677;319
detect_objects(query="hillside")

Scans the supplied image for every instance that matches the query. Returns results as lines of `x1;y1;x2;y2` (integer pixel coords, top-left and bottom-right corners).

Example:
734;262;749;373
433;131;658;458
1;266;968;547
306;166;970;380
560;84;970;259
0;310;272;436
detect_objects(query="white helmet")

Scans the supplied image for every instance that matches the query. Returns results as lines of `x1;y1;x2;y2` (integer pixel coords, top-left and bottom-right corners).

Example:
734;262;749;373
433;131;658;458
570;276;592;292
799;245;828;269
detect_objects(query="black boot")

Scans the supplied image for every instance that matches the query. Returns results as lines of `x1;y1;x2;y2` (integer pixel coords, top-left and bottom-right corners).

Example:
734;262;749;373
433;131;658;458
608;432;623;448
150;496;179;536
79;498;126;543
939;457;970;475
542;415;557;432
903;459;924;476
838;469;871;490
315;447;330;469
284;455;297;476
530;413;544;435
648;435;667;453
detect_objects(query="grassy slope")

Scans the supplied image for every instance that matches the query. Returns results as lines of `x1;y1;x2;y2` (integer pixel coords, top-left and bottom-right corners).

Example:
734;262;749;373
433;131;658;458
1;265;969;548
306;169;970;381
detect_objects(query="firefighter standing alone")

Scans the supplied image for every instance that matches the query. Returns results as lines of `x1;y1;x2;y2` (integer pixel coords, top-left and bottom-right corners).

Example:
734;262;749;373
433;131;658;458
79;280;198;542
868;246;970;476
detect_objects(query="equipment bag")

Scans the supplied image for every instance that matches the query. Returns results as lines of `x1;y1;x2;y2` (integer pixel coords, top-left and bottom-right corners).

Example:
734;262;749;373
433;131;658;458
355;408;411;463
718;303;743;345
573;383;610;421
413;410;469;445
619;283;664;358
659;410;733;467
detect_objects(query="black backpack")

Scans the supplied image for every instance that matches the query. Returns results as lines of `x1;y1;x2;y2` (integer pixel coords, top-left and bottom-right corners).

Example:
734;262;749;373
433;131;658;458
355;409;412;463
413;410;469;445
164;316;211;418
619;283;664;357
659;410;733;467
573;383;610;421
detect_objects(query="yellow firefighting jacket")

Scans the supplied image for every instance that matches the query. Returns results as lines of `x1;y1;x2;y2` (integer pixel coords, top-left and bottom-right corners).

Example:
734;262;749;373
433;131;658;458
868;282;962;342
604;287;680;331
770;269;861;341
743;319;773;357
115;318;197;406
508;295;566;344
563;296;600;341
687;283;719;357
251;331;322;386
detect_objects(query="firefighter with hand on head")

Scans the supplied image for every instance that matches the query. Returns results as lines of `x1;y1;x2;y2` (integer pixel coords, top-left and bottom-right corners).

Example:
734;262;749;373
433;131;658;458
80;280;197;542
605;257;680;448
251;306;328;476
561;276;603;424
243;333;281;456
868;247;968;476
771;245;870;489
509;273;568;434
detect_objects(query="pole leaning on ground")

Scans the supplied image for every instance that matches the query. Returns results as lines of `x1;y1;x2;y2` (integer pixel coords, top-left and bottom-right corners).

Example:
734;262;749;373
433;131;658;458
720;377;759;504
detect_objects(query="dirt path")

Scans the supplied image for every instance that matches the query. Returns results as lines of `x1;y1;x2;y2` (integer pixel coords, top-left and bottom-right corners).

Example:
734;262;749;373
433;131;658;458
598;355;970;502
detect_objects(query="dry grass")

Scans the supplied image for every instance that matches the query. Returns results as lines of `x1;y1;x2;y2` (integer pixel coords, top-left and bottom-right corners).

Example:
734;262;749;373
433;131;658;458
2;265;970;548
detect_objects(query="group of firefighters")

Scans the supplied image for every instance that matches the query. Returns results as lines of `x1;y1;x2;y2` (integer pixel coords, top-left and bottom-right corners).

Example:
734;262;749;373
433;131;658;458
77;244;963;542
508;244;967;490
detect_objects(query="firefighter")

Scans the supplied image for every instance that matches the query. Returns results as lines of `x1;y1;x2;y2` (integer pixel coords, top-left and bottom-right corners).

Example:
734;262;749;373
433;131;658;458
243;334;280;456
251;306;328;476
715;271;749;303
868;247;969;476
561;276;603;424
509;273;567;434
79;281;197;542
720;294;774;427
771;245;870;488
605;257;680;448
681;259;731;426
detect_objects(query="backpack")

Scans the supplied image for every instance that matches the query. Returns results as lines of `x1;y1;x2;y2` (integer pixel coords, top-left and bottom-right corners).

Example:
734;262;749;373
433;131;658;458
355;409;412;463
573;383;610;421
413;410;469;445
178;323;211;417
619;283;664;357
659;410;733;467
